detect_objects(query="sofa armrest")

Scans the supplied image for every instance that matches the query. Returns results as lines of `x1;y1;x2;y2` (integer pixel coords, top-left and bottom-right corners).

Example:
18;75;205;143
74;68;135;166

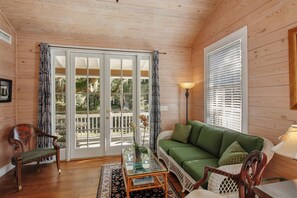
156;130;173;152
157;130;173;141
207;164;242;195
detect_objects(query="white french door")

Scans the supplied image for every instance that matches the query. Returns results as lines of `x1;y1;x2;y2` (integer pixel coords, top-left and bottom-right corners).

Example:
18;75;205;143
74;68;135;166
105;55;137;155
52;48;151;160
69;53;105;159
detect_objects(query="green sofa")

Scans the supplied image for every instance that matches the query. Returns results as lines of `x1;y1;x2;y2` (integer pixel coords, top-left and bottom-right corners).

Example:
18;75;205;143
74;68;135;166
157;120;274;195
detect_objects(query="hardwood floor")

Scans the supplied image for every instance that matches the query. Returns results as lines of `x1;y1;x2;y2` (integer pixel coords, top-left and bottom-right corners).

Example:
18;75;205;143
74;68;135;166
0;156;186;198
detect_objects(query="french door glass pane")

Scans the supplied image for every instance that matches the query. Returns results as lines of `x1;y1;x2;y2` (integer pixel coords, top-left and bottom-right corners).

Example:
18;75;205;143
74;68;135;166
110;58;133;147
75;57;100;148
54;55;66;148
140;59;150;146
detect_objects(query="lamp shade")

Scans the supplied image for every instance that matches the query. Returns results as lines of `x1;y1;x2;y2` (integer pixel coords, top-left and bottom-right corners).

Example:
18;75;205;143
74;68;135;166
179;82;195;89
272;125;297;159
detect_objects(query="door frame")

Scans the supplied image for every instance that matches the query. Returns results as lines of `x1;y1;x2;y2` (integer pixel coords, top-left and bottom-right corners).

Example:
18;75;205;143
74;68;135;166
51;47;152;160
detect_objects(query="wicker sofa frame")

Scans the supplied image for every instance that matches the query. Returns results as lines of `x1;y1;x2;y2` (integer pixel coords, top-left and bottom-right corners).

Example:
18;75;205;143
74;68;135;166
157;130;274;196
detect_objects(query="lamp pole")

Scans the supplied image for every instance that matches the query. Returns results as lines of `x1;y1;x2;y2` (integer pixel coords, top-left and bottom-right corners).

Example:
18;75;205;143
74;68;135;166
185;89;190;122
179;82;195;123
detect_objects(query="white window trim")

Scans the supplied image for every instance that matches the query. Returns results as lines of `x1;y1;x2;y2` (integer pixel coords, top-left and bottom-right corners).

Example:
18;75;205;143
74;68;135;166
204;26;248;133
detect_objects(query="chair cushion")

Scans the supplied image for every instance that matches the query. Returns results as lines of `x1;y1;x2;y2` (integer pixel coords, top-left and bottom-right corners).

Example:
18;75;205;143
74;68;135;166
11;148;57;165
219;141;248;166
185;189;222;198
219;129;264;157
186;120;204;145
159;139;194;154
171;123;192;143
169;147;216;166
183;159;219;189
196;125;224;158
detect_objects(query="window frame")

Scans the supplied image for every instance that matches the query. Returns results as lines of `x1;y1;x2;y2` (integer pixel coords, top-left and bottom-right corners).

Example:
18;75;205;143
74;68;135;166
204;26;248;133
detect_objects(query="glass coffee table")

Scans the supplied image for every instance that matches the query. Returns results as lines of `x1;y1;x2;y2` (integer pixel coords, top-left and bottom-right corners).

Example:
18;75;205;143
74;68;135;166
121;147;168;198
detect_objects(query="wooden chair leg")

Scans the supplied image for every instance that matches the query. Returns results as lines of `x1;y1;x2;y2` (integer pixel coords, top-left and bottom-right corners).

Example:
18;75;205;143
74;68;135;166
37;161;40;172
17;160;22;191
56;150;61;174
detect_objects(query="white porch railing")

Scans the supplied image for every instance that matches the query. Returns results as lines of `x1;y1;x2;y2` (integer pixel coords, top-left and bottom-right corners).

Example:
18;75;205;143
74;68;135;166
55;112;149;148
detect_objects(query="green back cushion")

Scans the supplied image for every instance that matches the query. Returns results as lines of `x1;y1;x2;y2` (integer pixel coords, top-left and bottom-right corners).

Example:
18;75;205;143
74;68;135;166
219;141;248;166
219;129;264;157
237;133;264;153
186;120;205;145
171;123;192;143
196;125;224;157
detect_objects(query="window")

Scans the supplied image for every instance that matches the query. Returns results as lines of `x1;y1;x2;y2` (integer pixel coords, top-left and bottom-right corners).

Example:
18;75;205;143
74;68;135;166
204;26;247;132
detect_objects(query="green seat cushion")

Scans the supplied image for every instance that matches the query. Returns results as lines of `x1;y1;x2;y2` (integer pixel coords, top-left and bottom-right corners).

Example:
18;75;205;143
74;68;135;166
186;120;205;145
219;141;248;166
11;148;56;165
196;125;224;158
219;129;264;157
159;139;194;154
183;159;219;189
168;147;216;166
171;123;192;143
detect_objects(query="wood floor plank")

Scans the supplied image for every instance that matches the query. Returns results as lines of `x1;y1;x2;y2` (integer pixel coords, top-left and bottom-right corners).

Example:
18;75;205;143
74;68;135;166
0;156;186;198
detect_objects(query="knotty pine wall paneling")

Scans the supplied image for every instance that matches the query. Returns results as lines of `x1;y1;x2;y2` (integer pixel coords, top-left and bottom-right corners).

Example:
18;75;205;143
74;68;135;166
16;35;192;133
0;10;16;169
191;0;297;178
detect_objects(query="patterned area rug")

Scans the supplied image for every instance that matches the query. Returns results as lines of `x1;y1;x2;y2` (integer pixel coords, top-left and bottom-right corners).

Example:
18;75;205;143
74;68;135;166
97;164;182;198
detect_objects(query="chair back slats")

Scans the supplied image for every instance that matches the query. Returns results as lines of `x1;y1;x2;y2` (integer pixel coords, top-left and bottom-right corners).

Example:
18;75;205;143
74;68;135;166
239;150;268;198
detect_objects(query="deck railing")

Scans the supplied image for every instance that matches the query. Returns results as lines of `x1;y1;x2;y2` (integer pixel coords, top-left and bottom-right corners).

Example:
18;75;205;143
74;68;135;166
55;112;149;148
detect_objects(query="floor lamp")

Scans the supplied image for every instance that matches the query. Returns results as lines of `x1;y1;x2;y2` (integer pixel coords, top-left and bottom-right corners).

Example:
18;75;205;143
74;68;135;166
179;83;195;122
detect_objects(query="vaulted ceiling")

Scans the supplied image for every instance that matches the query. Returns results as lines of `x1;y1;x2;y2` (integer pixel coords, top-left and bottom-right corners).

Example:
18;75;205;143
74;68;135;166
0;0;218;47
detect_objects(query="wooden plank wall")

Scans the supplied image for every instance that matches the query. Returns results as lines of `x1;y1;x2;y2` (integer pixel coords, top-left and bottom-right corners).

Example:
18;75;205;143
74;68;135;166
191;0;297;178
0;11;16;168
16;34;192;133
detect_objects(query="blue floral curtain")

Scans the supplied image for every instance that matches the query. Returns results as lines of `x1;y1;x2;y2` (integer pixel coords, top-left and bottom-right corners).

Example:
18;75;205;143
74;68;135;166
37;43;52;148
150;51;161;152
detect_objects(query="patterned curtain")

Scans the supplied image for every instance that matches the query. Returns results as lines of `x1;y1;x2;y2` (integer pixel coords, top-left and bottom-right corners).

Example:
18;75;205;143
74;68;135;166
150;51;161;152
37;43;52;148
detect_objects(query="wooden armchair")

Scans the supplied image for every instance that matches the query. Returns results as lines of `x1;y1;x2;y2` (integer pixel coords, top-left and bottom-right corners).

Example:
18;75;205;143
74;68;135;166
186;150;268;198
8;124;61;191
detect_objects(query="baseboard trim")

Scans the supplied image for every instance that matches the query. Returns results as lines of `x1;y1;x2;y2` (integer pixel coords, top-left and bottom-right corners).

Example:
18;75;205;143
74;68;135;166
0;163;14;177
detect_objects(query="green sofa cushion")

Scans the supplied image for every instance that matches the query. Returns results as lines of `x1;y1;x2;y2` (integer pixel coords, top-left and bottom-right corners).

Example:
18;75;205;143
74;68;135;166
159;139;194;154
171;123;192;143
219;129;264;157
196;125;224;157
237;133;264;153
183;159;219;189
219;129;240;156
219;141;248;166
186;120;204;145
169;147;216;166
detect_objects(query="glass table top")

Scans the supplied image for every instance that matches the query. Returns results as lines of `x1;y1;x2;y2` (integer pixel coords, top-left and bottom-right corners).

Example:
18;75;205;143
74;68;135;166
121;147;167;176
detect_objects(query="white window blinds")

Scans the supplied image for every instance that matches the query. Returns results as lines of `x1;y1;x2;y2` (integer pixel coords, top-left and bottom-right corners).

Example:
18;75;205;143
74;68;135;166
206;39;243;132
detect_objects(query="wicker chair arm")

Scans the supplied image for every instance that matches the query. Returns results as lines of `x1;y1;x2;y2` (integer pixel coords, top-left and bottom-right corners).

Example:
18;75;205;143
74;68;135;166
261;137;274;162
194;166;239;190
207;164;242;194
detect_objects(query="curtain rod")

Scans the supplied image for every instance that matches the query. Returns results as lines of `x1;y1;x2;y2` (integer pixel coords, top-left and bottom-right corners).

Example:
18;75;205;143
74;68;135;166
38;44;167;54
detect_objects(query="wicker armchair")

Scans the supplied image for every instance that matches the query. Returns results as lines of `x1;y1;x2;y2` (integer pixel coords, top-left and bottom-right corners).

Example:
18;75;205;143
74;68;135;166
8;124;61;191
186;151;268;198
